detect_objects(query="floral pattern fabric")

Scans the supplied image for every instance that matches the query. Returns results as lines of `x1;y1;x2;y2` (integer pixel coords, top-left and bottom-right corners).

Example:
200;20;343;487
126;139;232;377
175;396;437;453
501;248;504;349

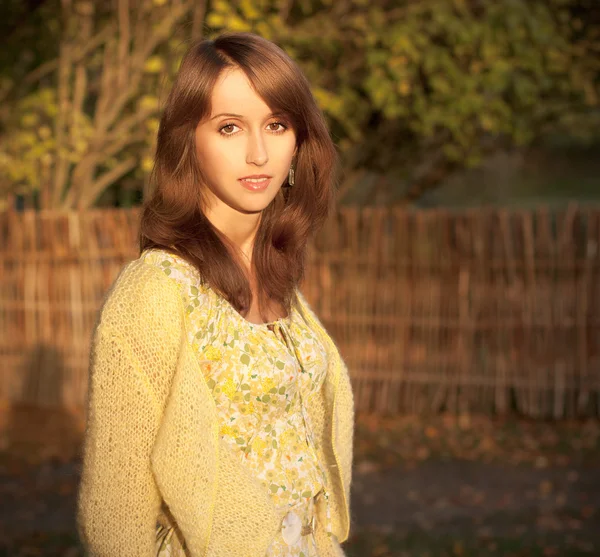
141;249;334;556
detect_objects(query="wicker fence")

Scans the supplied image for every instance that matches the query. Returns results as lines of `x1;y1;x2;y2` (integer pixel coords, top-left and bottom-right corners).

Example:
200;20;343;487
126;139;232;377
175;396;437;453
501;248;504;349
1;205;600;417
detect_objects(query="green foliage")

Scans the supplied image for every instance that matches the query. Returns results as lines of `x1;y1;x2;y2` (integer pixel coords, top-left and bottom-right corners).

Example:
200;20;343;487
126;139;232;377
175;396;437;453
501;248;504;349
206;0;599;194
0;0;597;207
0;1;188;208
0;88;98;196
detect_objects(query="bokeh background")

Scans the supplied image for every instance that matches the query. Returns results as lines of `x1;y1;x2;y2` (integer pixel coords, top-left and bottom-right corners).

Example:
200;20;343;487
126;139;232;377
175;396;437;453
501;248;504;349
0;0;599;556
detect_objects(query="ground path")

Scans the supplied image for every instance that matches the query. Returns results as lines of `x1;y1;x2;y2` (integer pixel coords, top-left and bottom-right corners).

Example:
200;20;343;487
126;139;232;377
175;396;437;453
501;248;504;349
0;407;599;555
0;456;598;555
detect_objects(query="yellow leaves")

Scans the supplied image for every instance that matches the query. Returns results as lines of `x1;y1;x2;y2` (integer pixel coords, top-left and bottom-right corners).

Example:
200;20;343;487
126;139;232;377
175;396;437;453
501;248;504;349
206;13;225;28
146;118;160;134
228;16;251;32
138;95;159;112
73;139;88;154
254;21;274;40
212;0;230;13
19;132;38;148
207;0;258;30
312;86;344;118
6;90;96;195
141;156;154;173
20;113;39;128
239;0;260;20
38;127;52;140
143;56;165;74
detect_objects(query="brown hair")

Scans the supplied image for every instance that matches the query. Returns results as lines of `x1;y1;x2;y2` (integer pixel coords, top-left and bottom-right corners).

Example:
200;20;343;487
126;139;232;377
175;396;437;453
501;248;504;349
138;32;338;321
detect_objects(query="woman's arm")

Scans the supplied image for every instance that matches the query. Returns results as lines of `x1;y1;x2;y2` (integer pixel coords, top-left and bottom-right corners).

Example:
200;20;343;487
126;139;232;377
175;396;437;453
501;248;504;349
76;261;185;556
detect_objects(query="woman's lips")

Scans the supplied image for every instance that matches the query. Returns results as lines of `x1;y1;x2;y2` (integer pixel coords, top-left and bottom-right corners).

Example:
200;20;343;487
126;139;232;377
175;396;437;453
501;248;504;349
239;177;272;191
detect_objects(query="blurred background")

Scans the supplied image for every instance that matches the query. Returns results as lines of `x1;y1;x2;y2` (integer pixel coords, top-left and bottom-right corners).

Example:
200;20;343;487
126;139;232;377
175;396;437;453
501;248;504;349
0;0;599;555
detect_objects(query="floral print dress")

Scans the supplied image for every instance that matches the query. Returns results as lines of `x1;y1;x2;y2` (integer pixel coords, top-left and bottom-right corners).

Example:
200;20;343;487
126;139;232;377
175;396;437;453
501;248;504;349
142;249;335;557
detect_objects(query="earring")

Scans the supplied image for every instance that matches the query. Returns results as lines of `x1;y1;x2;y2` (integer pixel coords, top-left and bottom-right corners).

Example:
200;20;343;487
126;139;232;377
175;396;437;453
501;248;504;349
287;165;295;187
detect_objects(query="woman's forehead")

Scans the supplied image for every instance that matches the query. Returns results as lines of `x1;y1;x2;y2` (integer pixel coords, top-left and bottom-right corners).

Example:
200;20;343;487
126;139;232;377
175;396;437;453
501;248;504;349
210;68;273;120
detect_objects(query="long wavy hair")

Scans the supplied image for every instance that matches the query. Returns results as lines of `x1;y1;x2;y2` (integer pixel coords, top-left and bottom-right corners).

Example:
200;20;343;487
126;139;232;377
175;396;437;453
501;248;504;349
138;32;338;321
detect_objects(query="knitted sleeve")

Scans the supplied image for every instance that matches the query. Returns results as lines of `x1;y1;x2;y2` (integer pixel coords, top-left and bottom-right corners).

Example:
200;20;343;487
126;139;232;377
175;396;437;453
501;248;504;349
76;261;185;557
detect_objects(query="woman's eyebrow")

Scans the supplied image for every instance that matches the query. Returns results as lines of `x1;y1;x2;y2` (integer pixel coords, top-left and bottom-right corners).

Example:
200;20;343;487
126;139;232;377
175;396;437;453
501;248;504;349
210;112;282;121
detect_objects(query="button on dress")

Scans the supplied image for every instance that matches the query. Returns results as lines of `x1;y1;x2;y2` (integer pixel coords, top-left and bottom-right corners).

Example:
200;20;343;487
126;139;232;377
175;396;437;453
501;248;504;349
142;249;335;557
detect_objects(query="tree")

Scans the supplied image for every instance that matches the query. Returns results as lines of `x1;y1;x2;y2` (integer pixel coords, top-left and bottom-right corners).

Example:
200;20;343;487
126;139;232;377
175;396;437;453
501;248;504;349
0;0;598;209
207;0;599;200
0;0;205;210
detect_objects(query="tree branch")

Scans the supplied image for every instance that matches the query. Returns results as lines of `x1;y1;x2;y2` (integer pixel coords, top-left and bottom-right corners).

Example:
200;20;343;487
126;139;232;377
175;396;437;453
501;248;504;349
75;156;137;209
191;0;207;39
99;1;190;133
50;2;73;208
22;23;116;86
117;0;130;92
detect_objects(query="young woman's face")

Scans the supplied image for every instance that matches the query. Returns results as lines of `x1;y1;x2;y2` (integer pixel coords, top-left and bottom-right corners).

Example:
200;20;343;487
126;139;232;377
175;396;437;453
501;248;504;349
195;67;297;216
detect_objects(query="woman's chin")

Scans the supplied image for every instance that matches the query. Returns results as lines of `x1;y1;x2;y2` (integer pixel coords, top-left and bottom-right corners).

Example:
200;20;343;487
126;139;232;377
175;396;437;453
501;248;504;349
236;191;280;214
234;199;275;215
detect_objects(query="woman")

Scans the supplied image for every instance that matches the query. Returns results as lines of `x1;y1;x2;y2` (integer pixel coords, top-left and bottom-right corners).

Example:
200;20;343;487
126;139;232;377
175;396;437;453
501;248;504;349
76;32;354;557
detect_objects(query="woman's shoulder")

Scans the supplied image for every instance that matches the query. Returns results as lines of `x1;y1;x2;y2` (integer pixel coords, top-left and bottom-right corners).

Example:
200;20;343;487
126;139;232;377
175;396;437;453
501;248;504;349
97;255;185;333
140;248;207;291
138;248;214;316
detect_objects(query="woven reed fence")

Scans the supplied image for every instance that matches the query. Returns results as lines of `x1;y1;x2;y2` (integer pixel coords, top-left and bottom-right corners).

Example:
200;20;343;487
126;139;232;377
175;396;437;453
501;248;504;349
1;205;600;417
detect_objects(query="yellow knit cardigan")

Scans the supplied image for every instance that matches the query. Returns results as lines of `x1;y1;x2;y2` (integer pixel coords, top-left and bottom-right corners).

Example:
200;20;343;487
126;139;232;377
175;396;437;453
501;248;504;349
76;256;355;557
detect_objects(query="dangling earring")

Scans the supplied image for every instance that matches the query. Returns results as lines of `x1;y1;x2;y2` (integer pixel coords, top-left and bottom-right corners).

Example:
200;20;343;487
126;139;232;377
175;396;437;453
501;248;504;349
287;164;295;187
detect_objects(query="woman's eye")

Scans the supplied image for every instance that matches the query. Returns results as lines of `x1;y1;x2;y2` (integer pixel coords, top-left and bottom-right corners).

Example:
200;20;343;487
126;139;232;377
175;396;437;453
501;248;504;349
219;123;238;135
219;121;287;136
268;122;287;132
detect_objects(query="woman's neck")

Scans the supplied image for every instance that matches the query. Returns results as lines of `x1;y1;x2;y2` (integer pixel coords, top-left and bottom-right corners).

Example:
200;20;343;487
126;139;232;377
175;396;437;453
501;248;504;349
204;203;262;266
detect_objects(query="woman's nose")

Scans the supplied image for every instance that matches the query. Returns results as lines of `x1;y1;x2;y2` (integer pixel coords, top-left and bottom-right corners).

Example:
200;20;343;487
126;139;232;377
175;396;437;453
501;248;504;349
246;132;269;166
